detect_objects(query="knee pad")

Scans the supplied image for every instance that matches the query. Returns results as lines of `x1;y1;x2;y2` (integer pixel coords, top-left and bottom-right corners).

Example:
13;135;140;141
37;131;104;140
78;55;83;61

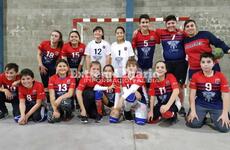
109;108;120;123
95;91;103;101
14;115;21;123
135;117;147;125
126;93;136;103
135;102;147;125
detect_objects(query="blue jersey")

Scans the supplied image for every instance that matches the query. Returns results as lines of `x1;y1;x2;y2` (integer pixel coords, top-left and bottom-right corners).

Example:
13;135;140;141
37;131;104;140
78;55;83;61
156;29;186;61
184;31;230;69
190;71;229;109
132;30;159;69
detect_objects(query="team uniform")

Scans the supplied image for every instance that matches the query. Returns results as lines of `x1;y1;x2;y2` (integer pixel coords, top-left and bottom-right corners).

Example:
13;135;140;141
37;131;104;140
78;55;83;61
121;73;148;125
156;29;188;84
132;30;159;84
187;71;230;132
77;75;99;118
111;41;134;78
149;73;179;121
61;42;85;77
47;74;76;121
85;40;111;69
38;40;61;88
0;73;20;117
18;81;47;122
94;77;121;107
183;31;230;79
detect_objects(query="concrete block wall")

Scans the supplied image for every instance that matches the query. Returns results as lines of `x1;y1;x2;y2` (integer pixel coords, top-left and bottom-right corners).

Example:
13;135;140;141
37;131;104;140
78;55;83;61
4;0;230;79
5;0;125;78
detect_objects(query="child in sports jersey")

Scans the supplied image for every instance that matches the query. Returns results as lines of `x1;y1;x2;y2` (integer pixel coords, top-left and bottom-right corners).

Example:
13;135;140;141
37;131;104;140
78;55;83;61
47;59;76;123
18;69;47;125
155;15;188;116
0;63;20;119
132;14;159;88
76;61;101;123
186;52;230;133
93;65;121;122
61;30;85;78
85;26;111;71
183;19;230;79
111;26;134;78
110;58;148;125
37;30;63;91
148;61;179;124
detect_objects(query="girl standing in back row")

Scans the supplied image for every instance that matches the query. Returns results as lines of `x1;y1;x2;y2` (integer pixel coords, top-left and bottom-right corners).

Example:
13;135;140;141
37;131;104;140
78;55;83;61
110;26;134;78
85;26;111;71
37;30;63;91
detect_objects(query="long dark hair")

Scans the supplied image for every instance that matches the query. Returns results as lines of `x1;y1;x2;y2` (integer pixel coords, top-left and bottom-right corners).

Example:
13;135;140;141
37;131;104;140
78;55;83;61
69;30;81;41
52;30;64;49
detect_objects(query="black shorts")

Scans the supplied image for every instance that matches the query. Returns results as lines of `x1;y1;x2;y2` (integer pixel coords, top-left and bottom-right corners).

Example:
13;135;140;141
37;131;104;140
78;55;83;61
82;89;98;118
166;60;188;85
152;103;178;120
40;68;56;88
26;102;47;122
0;92;20;117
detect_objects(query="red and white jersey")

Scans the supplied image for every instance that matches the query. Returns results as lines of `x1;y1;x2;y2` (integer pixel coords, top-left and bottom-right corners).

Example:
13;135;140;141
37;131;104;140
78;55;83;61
77;74;99;91
111;41;134;77
97;77;121;94
18;81;45;103
48;74;76;99
61;42;86;68
85;40;111;68
0;73;20;94
149;73;178;104
38;40;61;68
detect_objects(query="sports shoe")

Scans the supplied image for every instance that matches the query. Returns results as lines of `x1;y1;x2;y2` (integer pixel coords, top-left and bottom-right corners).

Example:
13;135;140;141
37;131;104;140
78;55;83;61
167;113;178;125
48;117;61;123
80;116;88;124
178;107;186;117
95;115;103;123
124;111;133;121
0;111;9;119
162;111;174;119
148;116;161;124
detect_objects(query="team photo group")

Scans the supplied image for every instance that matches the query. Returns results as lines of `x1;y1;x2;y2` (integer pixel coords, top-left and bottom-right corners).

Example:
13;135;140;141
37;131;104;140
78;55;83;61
0;14;230;133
